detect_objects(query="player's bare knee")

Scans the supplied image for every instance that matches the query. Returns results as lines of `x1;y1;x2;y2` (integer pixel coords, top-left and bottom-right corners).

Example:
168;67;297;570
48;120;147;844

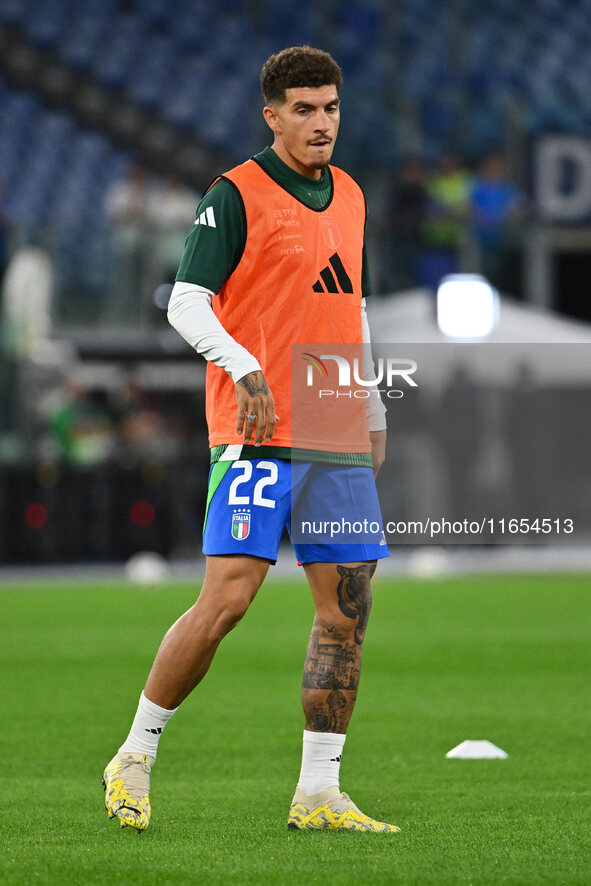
314;615;354;643
314;566;373;645
211;581;256;638
213;604;247;638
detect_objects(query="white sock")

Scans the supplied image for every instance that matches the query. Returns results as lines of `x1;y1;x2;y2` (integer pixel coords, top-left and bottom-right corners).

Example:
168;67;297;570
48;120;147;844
118;692;178;760
297;730;346;795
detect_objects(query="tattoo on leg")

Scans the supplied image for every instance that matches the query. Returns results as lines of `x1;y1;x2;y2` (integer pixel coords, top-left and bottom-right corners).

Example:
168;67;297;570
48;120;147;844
311;709;330;731
301;567;374;733
302;624;361;732
326;686;347;730
336;564;374;645
305;686;350;732
302;627;360;691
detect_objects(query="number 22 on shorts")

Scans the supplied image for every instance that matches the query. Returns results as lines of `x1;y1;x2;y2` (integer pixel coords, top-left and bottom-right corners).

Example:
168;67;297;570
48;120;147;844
228;460;278;509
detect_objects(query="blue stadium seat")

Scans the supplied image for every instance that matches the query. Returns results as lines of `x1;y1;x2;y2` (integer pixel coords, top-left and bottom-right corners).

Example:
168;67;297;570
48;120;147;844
60;24;106;69
0;0;29;26
5;0;591;240
92;15;142;88
126;34;176;109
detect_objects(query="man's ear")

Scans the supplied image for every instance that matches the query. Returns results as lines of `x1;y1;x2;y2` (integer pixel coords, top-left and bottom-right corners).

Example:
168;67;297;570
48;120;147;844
263;104;281;135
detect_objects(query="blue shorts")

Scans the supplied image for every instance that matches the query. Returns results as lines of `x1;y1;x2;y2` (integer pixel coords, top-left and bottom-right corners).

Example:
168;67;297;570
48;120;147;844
202;458;389;564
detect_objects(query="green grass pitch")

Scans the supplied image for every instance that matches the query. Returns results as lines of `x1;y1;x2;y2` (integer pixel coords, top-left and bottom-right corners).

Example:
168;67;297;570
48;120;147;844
1;572;590;885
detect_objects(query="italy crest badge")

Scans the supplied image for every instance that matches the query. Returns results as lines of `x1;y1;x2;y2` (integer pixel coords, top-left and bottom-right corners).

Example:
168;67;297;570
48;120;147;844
231;509;251;540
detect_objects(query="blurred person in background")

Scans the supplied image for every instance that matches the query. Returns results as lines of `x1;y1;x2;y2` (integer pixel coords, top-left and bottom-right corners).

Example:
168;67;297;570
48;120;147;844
504;362;549;519
47;378;114;465
1;232;53;356
470;151;527;295
389;154;429;290
0;188;18;438
150;175;199;286
0;181;11;286
104;164;154;323
110;374;183;461
102;45;398;837
420;153;473;285
438;364;484;521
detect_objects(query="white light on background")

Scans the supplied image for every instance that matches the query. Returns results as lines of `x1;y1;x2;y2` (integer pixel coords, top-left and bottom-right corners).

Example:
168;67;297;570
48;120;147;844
437;274;499;339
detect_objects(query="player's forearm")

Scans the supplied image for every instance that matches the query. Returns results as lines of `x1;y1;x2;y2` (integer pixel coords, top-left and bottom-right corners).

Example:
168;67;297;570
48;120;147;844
361;298;387;433
167;282;261;382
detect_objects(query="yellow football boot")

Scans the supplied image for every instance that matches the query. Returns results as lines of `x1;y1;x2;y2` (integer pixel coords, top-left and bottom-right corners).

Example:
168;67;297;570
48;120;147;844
288;786;400;832
102;752;154;831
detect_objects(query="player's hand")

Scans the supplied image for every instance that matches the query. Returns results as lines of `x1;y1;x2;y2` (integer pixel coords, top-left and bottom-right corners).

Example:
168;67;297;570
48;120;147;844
235;370;279;446
370;429;386;478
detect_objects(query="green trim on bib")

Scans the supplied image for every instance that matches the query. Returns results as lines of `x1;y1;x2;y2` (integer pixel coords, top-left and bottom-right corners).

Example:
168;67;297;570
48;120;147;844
210;443;372;468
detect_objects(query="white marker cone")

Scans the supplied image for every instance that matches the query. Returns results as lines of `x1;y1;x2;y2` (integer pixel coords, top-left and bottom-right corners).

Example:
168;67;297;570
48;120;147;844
446;740;508;759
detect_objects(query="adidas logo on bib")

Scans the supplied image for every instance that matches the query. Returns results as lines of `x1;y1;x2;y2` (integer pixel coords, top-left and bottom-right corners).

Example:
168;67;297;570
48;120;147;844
312;252;353;293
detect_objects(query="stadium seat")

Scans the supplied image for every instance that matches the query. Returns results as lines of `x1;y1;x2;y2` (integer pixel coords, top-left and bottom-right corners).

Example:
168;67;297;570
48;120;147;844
3;0;591;237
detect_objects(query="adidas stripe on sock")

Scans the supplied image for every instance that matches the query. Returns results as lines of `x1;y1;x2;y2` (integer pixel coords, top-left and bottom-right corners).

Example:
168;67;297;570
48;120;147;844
297;729;346;796
118;691;178;759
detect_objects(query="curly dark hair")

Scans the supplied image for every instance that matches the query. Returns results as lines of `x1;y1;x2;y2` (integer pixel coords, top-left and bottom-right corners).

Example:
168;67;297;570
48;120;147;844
261;46;342;105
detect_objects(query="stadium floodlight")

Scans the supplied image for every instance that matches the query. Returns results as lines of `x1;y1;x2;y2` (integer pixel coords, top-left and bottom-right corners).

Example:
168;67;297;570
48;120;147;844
436;274;499;339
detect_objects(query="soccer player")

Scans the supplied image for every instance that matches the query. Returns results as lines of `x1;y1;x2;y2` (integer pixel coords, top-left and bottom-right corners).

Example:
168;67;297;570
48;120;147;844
103;46;398;834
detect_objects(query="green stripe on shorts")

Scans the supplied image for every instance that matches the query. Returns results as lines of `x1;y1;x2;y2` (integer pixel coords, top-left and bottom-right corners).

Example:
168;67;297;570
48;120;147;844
203;461;233;532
